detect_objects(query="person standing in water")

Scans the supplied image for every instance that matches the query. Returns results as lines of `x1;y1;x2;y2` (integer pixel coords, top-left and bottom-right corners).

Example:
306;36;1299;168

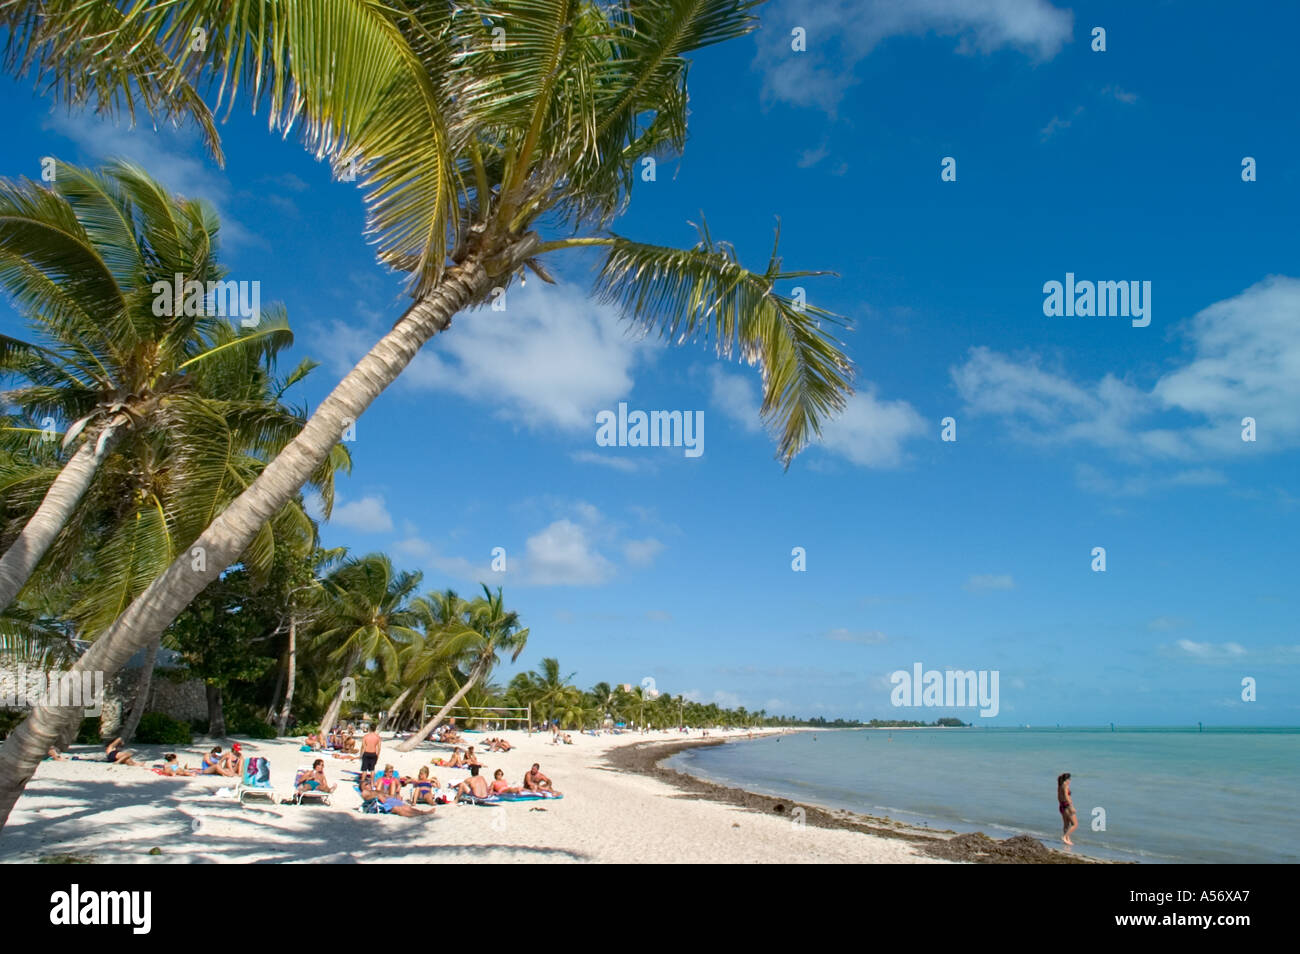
1057;772;1078;845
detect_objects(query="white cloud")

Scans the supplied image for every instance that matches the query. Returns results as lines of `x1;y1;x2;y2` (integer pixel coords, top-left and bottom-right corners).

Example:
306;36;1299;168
756;0;1074;113
826;628;889;644
963;574;1016;592
622;538;665;567
817;389;928;468
1164;641;1300;665
570;450;644;473
523;519;615;585
1172;640;1247;659
1102;84;1139;104
401;281;649;431
331;495;394;533
44;113;264;250
952;275;1300;471
710;369;925;468
708;366;765;433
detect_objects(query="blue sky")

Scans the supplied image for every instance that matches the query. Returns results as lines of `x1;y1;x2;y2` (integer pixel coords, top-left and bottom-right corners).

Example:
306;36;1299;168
2;0;1297;725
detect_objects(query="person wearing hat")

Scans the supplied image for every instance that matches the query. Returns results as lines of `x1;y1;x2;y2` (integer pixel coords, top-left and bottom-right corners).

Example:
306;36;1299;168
220;742;244;777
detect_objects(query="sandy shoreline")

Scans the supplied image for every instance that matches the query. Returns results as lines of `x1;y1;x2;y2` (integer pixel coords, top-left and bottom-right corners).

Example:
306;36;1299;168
611;734;1099;863
0;727;1094;864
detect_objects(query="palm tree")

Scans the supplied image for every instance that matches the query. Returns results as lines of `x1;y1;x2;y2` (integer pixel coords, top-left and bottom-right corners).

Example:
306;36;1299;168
396;585;528;751
0;160;301;611
309;554;423;735
0;0;854;827
511;657;580;727
268;544;347;735
378;588;467;731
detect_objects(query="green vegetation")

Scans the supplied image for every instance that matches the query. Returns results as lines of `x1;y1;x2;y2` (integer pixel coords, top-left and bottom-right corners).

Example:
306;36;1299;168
132;712;192;746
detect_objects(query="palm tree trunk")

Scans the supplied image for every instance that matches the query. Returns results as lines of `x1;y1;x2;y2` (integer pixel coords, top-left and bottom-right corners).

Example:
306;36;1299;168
275;615;297;736
119;637;159;744
0;255;508;831
0;422;123;612
396;662;485;752
379;686;412;731
206;684;226;737
265;646;286;723
319;682;348;739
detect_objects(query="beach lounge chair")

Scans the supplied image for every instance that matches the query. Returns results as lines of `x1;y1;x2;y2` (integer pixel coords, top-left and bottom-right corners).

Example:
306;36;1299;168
236;756;276;805
292;766;332;806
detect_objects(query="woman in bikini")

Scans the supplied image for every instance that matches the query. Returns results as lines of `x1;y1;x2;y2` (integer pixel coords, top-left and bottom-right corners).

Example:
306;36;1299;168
200;746;234;776
405;766;440;806
1057;772;1078;845
374;764;403;797
490;768;522;795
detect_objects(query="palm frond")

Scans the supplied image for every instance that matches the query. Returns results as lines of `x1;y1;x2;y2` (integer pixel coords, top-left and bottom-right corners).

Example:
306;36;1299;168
592;221;854;464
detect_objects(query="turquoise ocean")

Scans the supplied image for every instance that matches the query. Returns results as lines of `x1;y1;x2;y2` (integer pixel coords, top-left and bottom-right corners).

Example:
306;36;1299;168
664;727;1300;863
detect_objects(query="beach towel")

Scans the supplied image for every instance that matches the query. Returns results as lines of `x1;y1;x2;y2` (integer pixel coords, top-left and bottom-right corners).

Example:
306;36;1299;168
496;791;563;801
456;793;500;806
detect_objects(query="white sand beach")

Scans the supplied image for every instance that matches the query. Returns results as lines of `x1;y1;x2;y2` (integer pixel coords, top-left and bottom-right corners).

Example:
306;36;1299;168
0;729;947;864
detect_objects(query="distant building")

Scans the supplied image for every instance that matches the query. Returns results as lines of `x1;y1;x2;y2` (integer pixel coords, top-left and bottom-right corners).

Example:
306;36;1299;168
1;641;206;738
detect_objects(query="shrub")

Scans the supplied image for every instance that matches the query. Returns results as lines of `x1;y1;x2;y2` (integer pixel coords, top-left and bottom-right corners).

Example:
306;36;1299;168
0;709;24;739
75;717;101;744
225;702;278;739
134;712;192;745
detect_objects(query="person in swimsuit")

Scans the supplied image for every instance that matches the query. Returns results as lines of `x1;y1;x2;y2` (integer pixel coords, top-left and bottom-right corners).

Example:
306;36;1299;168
464;746;482;766
456;764;491;801
523;763;559;795
490;768;521;795
158;753;196;776
298;759;336;794
1057;772;1078;845
359;727;382;784
374;764;403;797
222;742;243;778
200;746;234;776
446;747;467;768
358;779;435;817
405;766;439;806
105;737;140;766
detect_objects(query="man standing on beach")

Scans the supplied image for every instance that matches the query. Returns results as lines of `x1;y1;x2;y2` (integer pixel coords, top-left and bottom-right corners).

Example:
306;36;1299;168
360;727;382;786
1057;772;1078;846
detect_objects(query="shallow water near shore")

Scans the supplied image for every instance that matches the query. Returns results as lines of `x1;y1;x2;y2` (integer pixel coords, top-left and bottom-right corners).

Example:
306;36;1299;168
665;727;1300;863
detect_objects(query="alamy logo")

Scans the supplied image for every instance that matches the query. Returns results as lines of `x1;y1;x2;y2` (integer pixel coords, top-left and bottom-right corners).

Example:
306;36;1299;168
49;884;151;934
890;663;1000;718
151;273;261;327
1042;272;1150;327
595;402;704;458
0;665;103;715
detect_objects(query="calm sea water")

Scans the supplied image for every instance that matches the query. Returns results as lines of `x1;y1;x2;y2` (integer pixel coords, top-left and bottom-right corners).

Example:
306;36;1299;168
665;727;1300;863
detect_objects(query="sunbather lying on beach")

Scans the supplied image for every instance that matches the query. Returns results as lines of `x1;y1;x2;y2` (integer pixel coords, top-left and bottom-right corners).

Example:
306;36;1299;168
484;737;513;752
46;747;65;761
464;746;482;766
490;768;522;795
405;766;440;806
105;737;140;766
523;763;560;795
157;753;197;776
456;765;491;801
304;733;323;750
200;746;235;776
359;780;435;817
444;747;467;768
298;759;336;794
